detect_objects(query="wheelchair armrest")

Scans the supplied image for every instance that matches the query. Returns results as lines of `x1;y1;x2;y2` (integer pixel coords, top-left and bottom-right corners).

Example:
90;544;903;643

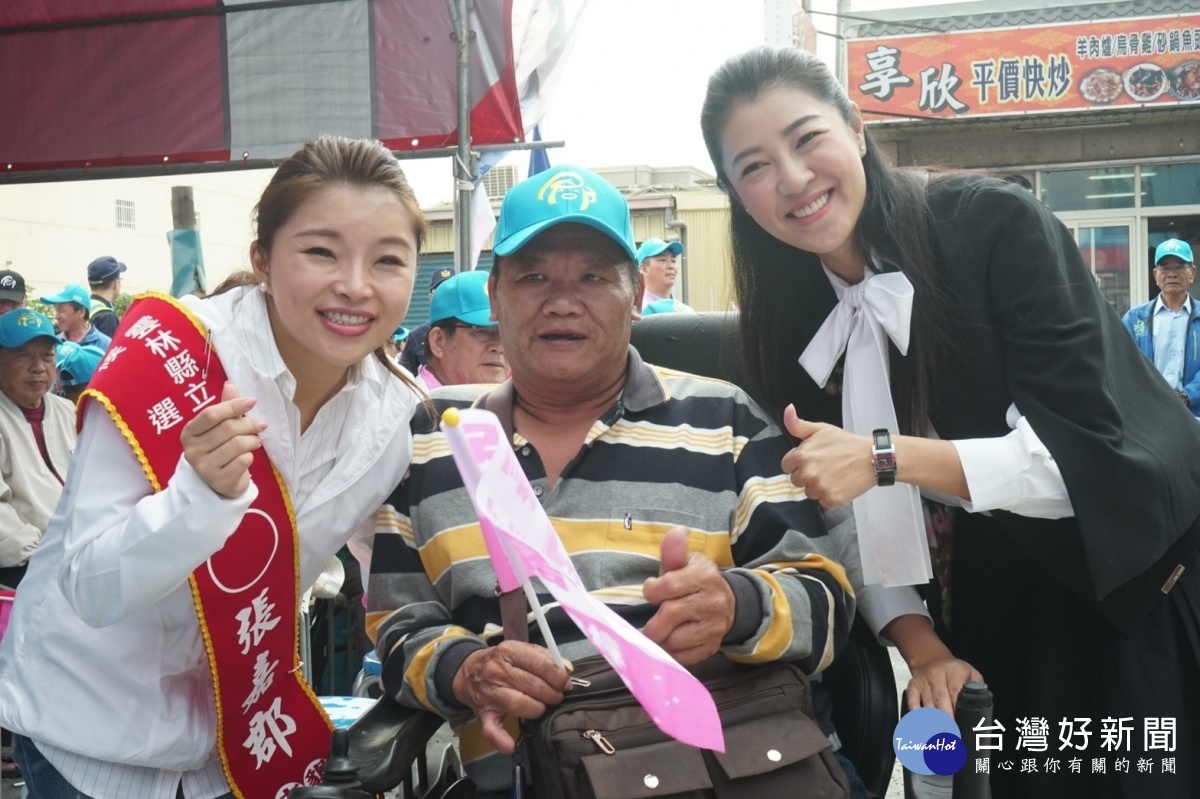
345;694;448;794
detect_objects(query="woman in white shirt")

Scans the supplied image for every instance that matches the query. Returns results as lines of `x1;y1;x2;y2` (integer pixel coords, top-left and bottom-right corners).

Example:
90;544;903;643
700;48;1200;799
0;135;427;799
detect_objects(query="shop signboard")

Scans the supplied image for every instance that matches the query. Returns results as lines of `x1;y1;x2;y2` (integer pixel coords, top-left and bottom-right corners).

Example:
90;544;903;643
848;13;1200;121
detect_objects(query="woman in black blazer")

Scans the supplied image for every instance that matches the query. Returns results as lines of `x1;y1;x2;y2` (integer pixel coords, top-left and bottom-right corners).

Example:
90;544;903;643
701;46;1200;799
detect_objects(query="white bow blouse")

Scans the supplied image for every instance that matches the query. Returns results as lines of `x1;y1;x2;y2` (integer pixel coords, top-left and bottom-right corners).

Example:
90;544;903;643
799;267;933;587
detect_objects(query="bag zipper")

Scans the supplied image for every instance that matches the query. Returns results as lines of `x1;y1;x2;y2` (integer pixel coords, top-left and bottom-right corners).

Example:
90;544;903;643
546;663;799;754
581;729;616;754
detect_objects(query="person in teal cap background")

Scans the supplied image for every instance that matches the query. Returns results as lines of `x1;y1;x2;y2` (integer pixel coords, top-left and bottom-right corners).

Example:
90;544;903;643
399;267;457;375
640;297;696;317
1122;238;1200;417
55;341;106;403
0;308;76;589
39;284;112;351
414;270;506;389
635;237;691;312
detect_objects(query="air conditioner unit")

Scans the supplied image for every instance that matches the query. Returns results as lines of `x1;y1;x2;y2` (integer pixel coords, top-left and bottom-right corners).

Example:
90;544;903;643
482;165;517;198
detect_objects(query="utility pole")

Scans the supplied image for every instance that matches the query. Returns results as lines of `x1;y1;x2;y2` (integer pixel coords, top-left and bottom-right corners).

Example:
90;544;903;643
449;0;475;273
171;186;196;230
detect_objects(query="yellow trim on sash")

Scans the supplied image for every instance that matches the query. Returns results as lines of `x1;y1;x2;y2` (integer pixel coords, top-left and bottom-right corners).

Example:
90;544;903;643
75;290;215;493
273;454;336;731
187;572;236;791
85;292;332;797
77;388;162;492
203;457;331;799
137;290;210;338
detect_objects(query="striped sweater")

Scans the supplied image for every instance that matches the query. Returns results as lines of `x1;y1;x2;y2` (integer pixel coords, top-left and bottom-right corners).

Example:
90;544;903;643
367;347;855;790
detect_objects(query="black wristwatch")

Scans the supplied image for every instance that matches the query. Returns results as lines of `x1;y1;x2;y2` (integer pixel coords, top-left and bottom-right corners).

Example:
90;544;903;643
871;429;897;487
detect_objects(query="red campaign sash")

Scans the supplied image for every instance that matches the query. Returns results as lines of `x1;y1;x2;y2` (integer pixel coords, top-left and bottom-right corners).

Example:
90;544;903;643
80;293;331;799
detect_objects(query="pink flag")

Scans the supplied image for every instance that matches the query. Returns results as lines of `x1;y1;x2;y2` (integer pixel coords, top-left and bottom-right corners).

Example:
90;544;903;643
441;408;725;752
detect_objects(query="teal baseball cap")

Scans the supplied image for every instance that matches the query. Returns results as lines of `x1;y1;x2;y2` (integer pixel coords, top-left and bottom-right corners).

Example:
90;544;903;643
56;342;105;387
1155;239;1194;266
428;270;495;327
40;283;92;311
493;164;636;260
0;308;58;348
636;238;683;265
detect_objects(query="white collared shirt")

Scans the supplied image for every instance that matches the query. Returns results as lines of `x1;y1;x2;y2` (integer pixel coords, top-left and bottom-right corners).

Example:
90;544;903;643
1151;293;1193;390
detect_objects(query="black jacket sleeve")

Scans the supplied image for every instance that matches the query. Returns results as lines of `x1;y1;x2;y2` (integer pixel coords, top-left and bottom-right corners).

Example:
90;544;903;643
926;176;1200;623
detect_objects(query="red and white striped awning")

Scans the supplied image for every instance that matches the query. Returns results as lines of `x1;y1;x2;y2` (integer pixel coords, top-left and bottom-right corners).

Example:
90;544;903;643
0;0;522;176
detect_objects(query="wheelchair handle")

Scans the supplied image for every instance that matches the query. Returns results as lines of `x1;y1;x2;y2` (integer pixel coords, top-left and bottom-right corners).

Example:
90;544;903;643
288;729;373;799
953;680;993;799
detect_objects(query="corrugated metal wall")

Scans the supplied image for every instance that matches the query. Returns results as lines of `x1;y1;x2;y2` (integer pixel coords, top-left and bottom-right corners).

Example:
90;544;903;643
422;223;456;255
405;250;495;328
676;206;735;312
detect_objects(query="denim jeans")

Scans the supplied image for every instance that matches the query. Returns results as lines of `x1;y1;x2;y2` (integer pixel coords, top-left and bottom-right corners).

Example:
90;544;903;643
834;750;871;799
13;737;233;799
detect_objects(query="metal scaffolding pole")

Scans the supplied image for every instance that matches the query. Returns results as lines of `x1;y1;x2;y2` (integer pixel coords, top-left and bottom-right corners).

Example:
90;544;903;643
449;0;475;273
835;0;850;86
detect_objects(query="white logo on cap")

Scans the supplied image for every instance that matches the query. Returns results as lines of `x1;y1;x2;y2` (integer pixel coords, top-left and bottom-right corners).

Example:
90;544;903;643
0;276;14;289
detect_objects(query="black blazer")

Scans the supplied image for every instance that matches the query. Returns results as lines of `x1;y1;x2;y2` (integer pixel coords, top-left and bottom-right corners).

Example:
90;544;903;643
902;175;1200;632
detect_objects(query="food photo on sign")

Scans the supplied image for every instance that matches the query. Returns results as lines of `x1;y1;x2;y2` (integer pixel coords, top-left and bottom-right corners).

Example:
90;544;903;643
847;12;1200;119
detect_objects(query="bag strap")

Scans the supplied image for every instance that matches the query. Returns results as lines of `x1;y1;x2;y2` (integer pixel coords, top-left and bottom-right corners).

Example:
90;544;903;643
499;588;528;644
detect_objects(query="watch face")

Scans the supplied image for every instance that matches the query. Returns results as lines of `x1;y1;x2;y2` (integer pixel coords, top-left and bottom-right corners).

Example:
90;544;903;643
874;453;897;472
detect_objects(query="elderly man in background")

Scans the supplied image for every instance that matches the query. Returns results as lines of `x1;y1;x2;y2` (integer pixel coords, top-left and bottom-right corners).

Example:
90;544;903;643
40;284;112;352
0;309;76;588
0;270;26;316
636;237;691;311
367;165;854;797
1123;238;1200;417
413;269;507;390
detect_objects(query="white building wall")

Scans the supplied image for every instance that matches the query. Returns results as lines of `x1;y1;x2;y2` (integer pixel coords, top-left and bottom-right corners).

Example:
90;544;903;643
0;169;274;298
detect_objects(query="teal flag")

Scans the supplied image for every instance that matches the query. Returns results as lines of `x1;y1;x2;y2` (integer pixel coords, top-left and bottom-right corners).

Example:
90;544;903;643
167;229;208;298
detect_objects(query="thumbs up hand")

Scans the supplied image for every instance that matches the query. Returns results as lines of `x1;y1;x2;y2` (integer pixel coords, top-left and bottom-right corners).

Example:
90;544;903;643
780;403;877;509
642;526;735;665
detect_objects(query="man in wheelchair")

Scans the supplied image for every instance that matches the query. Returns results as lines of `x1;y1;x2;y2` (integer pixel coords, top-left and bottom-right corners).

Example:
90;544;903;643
365;164;863;797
